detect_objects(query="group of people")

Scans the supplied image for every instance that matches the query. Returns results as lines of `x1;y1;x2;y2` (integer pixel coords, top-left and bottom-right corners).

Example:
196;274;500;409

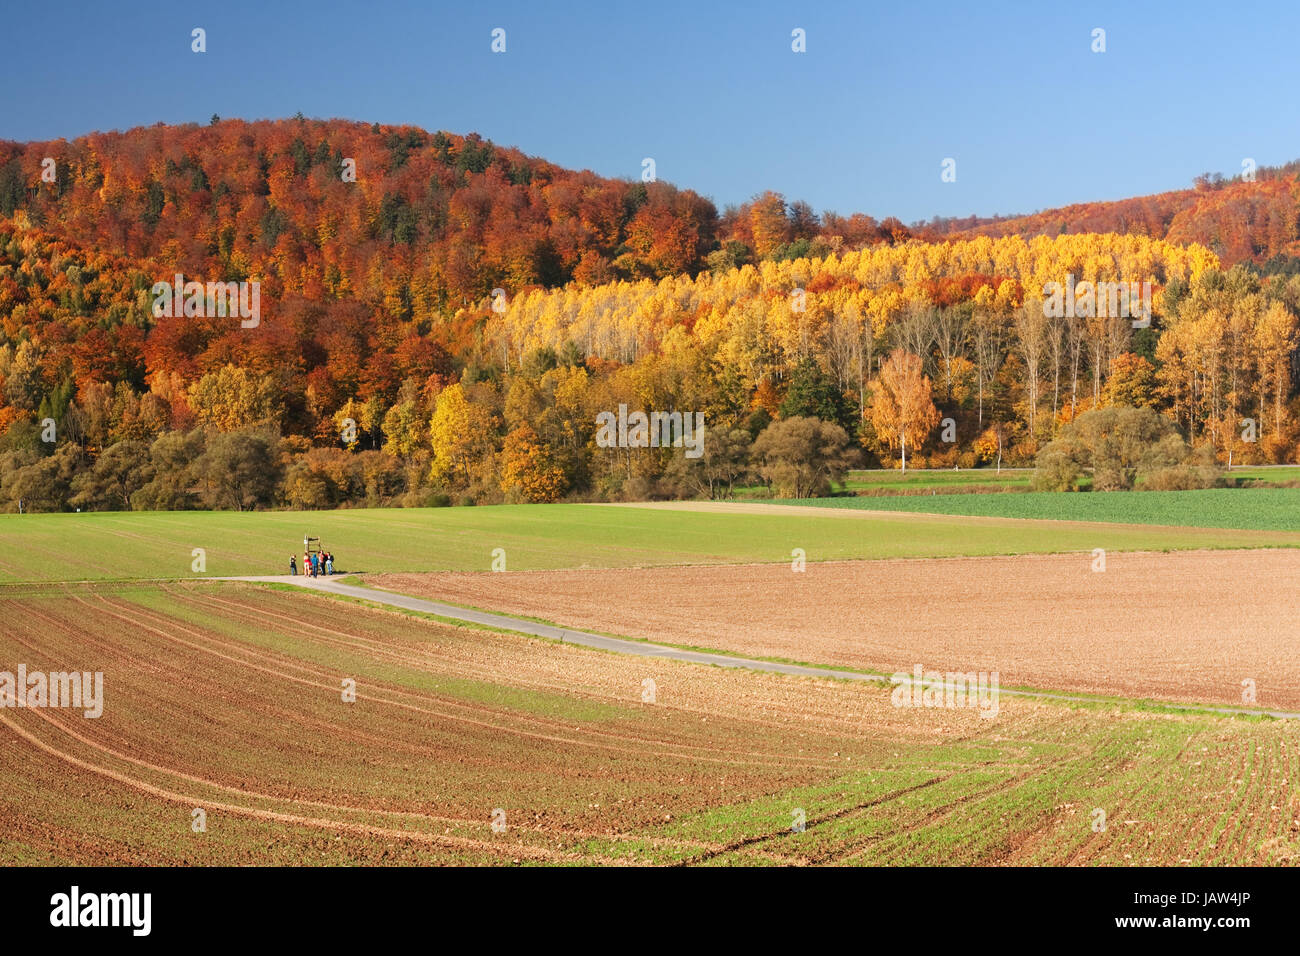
290;550;334;577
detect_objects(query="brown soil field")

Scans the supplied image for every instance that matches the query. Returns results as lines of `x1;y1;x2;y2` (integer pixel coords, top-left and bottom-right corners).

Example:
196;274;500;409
367;548;1300;711
2;581;1297;865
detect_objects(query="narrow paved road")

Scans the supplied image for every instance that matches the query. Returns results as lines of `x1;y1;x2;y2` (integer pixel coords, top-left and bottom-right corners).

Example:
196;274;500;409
222;574;1299;720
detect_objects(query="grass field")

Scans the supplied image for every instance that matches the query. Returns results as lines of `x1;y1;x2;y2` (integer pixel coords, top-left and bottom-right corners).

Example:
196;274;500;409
775;487;1300;531
1222;465;1300;486
735;469;1034;497
3;580;1296;866
845;468;1034;492
3;501;1300;582
736;465;1300;497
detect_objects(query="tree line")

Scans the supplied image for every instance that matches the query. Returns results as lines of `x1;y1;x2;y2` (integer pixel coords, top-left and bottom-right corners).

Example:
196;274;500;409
3;223;1299;510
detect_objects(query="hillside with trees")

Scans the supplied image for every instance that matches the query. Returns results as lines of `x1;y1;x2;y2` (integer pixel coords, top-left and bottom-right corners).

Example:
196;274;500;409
0;117;720;308
929;167;1300;267
1;119;1299;511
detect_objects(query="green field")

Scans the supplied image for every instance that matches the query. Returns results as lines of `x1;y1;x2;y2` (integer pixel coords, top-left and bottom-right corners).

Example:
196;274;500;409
2;500;1300;583
1222;464;1300;486
734;468;1033;497
774;486;1300;531
739;465;1300;497
844;468;1033;492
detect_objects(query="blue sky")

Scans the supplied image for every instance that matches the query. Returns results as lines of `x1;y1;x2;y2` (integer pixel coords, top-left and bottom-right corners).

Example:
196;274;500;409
1;0;1295;223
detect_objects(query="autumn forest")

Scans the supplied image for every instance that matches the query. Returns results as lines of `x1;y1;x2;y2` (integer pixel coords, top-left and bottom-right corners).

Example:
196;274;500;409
1;117;1299;511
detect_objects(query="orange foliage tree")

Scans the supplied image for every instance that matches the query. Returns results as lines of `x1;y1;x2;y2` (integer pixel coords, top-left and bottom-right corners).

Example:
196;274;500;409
869;349;940;473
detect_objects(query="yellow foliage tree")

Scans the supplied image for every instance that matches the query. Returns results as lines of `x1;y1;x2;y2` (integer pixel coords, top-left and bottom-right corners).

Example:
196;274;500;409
187;364;282;432
428;383;497;489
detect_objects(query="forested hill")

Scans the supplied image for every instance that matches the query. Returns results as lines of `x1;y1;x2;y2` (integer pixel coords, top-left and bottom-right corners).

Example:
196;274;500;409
2;119;1299;314
921;166;1300;267
0;117;721;310
2;118;1299;513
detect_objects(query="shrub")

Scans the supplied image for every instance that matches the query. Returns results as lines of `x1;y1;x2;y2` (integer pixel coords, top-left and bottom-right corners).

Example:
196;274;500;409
1032;406;1218;492
1031;442;1083;491
1139;447;1225;490
752;416;860;498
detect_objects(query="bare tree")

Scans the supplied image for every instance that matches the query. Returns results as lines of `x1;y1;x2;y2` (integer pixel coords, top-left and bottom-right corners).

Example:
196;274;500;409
825;306;859;394
893;302;937;377
825;301;875;413
1105;311;1133;387
933;306;970;403
1046;311;1066;419
1087;315;1107;405
1066;313;1085;417
972;309;1008;426
1014;303;1047;437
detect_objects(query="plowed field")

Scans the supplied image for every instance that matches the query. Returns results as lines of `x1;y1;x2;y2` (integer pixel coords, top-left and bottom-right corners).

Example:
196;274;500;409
367;548;1300;711
2;581;1297;865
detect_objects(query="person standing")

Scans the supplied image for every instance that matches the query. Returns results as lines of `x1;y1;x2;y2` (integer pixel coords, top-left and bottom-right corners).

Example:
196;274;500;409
325;553;333;576
289;554;297;576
